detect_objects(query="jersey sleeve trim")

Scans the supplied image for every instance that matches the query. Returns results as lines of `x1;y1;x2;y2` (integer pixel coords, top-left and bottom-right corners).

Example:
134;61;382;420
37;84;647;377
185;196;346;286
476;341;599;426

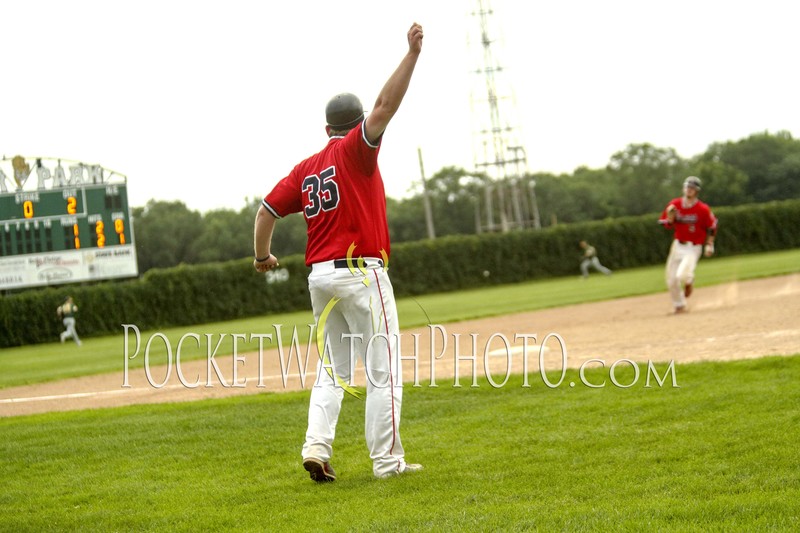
262;199;282;219
361;120;381;149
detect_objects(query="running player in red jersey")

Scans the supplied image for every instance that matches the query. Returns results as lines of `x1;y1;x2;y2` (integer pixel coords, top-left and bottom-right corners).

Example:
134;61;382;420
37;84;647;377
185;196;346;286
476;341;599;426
659;176;718;313
253;23;423;481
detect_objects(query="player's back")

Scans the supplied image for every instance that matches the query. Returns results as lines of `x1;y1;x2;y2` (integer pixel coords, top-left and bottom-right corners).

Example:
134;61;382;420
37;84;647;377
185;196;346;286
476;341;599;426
273;124;390;265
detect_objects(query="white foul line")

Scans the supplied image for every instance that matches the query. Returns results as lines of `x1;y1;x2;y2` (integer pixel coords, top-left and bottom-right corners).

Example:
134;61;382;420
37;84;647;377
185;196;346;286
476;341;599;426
0;372;320;405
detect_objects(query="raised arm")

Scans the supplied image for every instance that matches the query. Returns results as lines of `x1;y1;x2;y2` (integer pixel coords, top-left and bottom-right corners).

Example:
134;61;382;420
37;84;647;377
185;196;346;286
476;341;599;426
364;23;424;144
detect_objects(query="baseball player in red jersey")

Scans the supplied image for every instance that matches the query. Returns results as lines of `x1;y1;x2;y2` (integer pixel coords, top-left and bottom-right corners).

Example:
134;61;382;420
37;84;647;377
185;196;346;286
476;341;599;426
253;23;424;481
659;176;718;313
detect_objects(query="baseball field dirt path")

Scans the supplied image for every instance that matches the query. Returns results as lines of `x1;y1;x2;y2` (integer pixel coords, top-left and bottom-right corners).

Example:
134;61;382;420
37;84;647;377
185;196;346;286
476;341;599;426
2;274;798;417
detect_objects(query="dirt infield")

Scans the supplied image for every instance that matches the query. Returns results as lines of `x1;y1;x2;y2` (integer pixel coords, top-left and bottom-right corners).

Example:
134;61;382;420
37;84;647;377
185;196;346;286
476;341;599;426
2;274;798;417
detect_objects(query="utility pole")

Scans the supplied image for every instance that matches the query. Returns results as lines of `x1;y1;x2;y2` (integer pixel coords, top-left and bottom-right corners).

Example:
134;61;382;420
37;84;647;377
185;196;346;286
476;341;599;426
417;147;436;240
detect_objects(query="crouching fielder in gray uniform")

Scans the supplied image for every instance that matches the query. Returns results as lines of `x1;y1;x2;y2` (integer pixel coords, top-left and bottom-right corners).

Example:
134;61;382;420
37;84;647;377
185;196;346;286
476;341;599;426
57;296;82;346
579;241;612;278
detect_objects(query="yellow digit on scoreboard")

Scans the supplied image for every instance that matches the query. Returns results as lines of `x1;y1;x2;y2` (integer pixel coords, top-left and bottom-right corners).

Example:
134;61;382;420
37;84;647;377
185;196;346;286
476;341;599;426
96;220;106;248
114;218;126;244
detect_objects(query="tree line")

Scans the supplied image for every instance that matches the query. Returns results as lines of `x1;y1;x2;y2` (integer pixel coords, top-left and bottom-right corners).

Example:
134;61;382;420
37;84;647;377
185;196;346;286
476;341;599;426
132;130;800;273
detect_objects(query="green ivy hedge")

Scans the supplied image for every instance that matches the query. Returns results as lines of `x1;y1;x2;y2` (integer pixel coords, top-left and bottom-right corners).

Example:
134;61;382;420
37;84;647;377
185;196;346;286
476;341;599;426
2;200;798;347
0;256;311;348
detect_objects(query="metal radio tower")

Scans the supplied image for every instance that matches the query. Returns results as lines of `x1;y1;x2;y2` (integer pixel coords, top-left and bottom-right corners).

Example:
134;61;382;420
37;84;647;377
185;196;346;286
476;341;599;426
469;0;540;231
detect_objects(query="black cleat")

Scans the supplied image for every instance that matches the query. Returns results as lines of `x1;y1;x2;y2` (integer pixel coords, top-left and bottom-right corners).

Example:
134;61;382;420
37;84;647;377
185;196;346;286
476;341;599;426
303;458;337;483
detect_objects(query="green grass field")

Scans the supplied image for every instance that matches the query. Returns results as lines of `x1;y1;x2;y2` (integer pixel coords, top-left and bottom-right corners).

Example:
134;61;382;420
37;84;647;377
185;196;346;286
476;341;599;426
1;357;798;531
2;248;799;389
1;249;798;530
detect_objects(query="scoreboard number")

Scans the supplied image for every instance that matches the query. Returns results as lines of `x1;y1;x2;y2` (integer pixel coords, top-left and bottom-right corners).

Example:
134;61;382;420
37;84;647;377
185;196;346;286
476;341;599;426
114;218;126;244
95;220;106;248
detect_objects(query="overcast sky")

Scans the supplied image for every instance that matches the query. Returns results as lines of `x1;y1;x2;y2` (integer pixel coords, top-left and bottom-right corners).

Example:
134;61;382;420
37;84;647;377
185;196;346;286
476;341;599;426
3;0;798;213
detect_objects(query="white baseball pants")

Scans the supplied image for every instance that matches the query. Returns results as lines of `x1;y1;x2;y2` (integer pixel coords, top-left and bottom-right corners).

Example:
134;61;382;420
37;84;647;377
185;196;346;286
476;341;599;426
665;240;703;309
302;258;407;478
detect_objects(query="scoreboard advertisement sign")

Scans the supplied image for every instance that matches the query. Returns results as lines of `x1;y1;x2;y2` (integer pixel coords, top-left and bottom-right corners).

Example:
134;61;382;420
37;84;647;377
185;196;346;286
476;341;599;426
0;156;138;290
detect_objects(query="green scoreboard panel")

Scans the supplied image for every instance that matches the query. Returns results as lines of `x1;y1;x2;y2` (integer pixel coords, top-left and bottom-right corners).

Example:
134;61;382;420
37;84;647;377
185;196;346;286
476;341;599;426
0;184;133;253
0;182;138;290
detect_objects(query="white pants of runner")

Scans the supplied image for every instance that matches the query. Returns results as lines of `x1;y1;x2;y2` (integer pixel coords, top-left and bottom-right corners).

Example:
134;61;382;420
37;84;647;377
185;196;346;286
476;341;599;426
665;240;703;309
60;317;82;345
302;258;407;478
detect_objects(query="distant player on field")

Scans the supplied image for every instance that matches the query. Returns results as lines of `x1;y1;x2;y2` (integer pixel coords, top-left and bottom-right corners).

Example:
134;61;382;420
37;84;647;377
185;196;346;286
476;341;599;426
579;240;612;279
253;23;424;481
57;296;82;346
659;176;718;313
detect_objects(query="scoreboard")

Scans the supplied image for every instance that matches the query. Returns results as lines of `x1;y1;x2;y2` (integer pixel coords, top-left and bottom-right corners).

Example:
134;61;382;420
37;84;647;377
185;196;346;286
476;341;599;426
0;157;138;290
0;185;133;253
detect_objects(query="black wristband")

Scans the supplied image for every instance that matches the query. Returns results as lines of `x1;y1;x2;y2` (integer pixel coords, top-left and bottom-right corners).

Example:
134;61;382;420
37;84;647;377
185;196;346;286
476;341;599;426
255;254;271;262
